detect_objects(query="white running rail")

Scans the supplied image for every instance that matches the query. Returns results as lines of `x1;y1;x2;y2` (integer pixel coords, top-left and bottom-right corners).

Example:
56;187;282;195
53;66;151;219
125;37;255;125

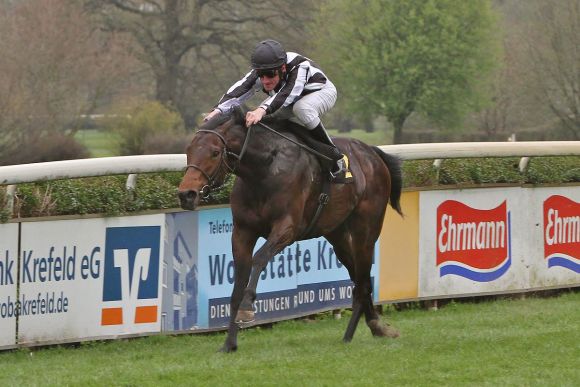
0;141;578;185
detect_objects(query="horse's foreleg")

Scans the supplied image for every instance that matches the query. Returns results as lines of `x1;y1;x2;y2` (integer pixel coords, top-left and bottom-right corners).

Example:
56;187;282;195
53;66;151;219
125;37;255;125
236;220;294;323
221;228;256;353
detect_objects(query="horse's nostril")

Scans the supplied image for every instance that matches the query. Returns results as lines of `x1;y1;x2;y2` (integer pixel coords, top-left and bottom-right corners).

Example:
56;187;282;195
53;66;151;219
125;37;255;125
178;189;199;210
178;190;197;201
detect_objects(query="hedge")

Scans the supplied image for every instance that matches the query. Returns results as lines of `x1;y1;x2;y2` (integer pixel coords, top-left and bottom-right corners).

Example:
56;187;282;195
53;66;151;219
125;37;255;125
1;156;579;221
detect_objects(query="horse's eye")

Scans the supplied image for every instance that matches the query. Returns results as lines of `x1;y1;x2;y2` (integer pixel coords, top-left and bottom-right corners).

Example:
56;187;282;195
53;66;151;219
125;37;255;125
212;150;220;158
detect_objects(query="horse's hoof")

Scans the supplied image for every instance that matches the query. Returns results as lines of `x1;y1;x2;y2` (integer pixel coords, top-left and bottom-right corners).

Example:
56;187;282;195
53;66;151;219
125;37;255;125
369;319;400;338
383;325;400;338
342;336;353;343
219;344;237;353
235;309;255;324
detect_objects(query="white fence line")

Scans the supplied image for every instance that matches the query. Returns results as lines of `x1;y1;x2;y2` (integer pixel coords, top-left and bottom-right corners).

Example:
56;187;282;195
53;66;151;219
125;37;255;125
377;141;580;160
0;141;579;186
0;154;186;185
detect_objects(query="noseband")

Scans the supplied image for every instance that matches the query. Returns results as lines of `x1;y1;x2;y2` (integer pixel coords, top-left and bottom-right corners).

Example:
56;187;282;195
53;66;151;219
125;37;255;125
184;127;252;198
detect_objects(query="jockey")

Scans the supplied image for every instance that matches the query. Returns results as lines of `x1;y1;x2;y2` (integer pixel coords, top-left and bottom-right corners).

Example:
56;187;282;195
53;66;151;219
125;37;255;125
203;39;348;180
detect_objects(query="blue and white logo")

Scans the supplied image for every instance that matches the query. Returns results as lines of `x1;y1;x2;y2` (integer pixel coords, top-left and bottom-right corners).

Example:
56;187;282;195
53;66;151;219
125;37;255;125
101;226;161;325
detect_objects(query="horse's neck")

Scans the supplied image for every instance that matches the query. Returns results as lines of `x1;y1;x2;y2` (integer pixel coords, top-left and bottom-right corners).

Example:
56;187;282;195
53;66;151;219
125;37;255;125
227;126;289;180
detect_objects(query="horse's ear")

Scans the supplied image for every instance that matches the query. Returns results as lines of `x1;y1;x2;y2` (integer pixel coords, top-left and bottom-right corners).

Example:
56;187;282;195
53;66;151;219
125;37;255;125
232;105;246;124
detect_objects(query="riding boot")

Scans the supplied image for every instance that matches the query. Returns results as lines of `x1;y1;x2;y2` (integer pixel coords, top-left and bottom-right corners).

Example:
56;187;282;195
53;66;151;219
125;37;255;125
311;123;343;161
310;123;352;183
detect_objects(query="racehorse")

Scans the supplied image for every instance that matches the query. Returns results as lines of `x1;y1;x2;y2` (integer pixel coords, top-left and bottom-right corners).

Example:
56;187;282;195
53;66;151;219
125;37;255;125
178;107;403;352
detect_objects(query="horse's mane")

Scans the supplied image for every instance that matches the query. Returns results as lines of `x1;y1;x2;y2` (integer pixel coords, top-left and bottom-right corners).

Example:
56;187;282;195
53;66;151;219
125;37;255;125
198;111;233;131
199;105;303;138
198;105;250;131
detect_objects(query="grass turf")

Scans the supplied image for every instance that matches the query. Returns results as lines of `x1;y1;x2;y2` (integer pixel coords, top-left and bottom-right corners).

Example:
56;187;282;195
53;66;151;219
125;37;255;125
1;291;578;386
74;129;120;158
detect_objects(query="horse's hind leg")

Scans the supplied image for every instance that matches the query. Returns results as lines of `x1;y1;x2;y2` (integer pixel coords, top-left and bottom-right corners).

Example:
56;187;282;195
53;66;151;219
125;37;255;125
353;243;400;340
349;242;378;342
363;285;400;338
329;231;399;341
221;227;256;353
327;231;365;342
354;241;400;338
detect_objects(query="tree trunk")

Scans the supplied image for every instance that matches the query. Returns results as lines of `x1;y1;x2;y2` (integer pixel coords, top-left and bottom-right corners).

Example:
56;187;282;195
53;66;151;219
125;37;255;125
392;115;407;144
337;117;352;133
155;62;179;109
362;116;374;133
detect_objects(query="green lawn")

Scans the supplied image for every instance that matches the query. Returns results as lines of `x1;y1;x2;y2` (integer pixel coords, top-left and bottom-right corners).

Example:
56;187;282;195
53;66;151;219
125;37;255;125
1;291;578;386
75;129;120;158
329;128;393;146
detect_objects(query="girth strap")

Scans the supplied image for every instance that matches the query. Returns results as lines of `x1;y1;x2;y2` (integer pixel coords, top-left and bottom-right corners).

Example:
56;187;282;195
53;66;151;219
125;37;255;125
300;178;331;239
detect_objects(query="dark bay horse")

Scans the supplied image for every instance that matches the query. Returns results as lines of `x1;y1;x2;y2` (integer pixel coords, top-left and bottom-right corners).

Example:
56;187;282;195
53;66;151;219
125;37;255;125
178;107;403;352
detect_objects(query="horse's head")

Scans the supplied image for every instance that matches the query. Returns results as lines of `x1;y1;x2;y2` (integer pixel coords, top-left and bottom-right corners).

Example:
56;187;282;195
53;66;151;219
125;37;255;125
178;108;246;210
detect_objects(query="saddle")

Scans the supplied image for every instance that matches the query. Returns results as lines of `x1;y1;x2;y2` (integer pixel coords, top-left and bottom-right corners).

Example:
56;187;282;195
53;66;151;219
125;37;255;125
287;123;353;184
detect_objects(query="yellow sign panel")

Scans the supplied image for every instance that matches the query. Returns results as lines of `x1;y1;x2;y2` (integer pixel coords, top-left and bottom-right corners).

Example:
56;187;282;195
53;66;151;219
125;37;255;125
378;191;419;301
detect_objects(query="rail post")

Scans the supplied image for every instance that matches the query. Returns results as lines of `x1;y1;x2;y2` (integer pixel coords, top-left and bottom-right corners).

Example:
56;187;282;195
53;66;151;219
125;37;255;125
519;157;531;173
126;174;138;197
433;159;443;183
3;184;16;216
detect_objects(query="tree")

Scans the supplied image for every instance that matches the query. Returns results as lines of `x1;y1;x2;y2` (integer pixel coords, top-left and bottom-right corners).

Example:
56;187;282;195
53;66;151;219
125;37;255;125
0;0;136;164
314;0;499;143
85;0;315;127
523;0;580;139
476;38;514;139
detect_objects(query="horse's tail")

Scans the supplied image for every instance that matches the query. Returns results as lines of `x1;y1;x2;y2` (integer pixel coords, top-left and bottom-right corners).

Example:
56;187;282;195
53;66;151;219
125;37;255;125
372;146;403;216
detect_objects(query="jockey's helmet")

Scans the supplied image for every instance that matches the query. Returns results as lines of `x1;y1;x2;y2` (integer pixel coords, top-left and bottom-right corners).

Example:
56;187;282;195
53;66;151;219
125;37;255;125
251;40;286;70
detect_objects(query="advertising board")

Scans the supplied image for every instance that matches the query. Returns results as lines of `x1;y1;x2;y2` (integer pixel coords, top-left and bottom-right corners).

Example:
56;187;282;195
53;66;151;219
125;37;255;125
530;187;579;288
18;215;165;344
165;207;378;330
162;211;199;331
0;223;18;348
3;184;576;349
419;187;531;298
378;191;420;302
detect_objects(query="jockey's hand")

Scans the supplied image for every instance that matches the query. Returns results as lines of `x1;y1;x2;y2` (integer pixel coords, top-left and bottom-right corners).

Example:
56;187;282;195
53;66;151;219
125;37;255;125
203;109;221;122
245;107;266;127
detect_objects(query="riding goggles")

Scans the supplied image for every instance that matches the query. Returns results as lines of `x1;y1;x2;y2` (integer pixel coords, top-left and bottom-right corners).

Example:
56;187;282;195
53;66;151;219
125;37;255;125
256;69;278;78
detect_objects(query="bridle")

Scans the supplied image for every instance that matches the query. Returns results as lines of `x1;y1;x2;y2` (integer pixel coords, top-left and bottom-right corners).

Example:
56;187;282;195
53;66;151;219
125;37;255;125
183;127;252;198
